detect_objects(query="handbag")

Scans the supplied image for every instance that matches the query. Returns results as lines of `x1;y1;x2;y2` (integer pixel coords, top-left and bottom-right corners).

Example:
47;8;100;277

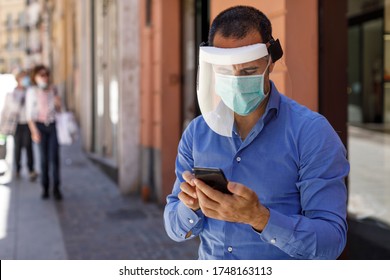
55;111;78;145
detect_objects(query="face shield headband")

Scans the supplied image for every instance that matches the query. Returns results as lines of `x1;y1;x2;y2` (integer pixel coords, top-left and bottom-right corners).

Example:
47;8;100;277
197;43;269;137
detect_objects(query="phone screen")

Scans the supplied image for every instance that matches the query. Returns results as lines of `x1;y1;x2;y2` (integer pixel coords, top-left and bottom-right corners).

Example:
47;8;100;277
192;167;231;194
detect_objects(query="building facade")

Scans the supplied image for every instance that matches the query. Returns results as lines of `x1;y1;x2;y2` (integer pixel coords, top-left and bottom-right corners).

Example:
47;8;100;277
0;0;27;73
76;0;140;195
64;0;343;203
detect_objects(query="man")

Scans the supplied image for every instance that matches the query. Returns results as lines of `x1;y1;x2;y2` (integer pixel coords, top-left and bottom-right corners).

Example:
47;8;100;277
0;69;37;180
164;6;349;260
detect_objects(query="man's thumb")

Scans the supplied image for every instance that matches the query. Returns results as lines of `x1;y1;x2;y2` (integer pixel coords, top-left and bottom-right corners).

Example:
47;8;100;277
228;182;254;199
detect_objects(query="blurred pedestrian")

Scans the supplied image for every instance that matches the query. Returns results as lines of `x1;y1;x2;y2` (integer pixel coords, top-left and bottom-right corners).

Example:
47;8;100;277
0;69;38;180
26;65;62;200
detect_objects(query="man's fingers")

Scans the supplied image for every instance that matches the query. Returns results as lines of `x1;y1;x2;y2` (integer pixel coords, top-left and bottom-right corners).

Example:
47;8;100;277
180;182;197;199
182;170;195;186
196;187;220;212
194;178;225;201
178;191;196;207
227;182;254;200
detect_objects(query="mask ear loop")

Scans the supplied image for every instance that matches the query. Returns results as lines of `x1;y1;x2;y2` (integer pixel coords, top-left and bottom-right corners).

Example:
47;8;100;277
267;48;294;100
262;55;272;75
277;57;294;99
267;37;293;98
262;56;272;96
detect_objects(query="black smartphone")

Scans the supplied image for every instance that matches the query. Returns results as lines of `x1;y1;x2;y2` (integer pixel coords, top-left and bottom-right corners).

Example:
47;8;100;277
192;167;231;195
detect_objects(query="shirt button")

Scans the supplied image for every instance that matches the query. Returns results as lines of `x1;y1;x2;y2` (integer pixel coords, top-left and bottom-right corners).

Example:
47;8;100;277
227;246;233;253
236;156;241;162
270;238;277;244
188;219;194;224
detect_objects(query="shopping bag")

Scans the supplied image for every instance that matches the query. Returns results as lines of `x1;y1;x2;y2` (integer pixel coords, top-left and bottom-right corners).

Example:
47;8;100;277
0;94;20;135
0;111;18;135
56;111;78;145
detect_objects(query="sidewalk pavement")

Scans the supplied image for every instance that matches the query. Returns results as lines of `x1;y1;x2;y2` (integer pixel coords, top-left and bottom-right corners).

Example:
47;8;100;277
0;137;199;260
347;125;390;259
347;126;390;226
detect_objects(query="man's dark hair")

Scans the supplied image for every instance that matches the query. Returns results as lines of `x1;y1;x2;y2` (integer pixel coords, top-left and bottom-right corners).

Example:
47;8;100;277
208;6;272;46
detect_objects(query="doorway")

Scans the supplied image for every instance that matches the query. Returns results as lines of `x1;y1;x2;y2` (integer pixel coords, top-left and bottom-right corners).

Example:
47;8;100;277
181;0;209;129
92;0;119;162
348;13;384;124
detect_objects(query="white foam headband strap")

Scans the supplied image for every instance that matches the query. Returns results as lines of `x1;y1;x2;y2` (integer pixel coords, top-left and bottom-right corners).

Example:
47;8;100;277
199;43;269;65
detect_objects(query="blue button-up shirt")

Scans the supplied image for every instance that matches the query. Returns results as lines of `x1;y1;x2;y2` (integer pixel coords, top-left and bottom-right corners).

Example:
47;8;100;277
164;81;349;260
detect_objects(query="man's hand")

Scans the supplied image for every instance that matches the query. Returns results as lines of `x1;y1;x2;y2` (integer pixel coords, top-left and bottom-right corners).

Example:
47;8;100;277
194;179;270;232
178;171;200;211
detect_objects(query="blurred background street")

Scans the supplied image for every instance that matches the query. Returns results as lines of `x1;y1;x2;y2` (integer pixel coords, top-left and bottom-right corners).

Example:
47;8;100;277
1;0;390;259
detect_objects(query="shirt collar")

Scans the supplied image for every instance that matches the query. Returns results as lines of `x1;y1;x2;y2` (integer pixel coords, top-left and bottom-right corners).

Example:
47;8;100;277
264;80;281;119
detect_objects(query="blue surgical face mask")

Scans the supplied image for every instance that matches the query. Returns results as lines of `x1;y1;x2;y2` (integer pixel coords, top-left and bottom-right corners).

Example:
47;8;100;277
215;73;268;116
21;76;30;88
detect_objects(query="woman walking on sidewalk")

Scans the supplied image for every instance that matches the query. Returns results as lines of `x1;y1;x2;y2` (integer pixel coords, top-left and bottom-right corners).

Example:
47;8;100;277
26;65;63;200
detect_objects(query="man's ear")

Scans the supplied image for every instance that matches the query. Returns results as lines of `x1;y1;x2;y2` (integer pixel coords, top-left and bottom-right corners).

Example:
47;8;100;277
269;63;275;74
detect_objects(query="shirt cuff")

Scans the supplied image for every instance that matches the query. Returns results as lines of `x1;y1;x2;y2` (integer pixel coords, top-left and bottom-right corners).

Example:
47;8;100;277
177;202;204;238
256;208;294;248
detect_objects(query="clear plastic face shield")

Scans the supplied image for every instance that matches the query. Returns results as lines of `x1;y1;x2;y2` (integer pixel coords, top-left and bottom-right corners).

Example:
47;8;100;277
197;43;270;137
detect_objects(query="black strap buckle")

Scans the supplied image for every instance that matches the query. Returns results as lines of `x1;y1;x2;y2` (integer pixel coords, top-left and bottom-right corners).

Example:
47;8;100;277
268;38;283;63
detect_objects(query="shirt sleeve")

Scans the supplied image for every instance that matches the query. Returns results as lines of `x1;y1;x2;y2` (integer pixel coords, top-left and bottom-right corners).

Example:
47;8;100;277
163;120;205;242
256;116;349;259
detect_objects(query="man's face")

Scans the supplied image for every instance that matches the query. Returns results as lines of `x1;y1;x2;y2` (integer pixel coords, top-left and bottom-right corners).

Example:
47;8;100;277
213;30;273;93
